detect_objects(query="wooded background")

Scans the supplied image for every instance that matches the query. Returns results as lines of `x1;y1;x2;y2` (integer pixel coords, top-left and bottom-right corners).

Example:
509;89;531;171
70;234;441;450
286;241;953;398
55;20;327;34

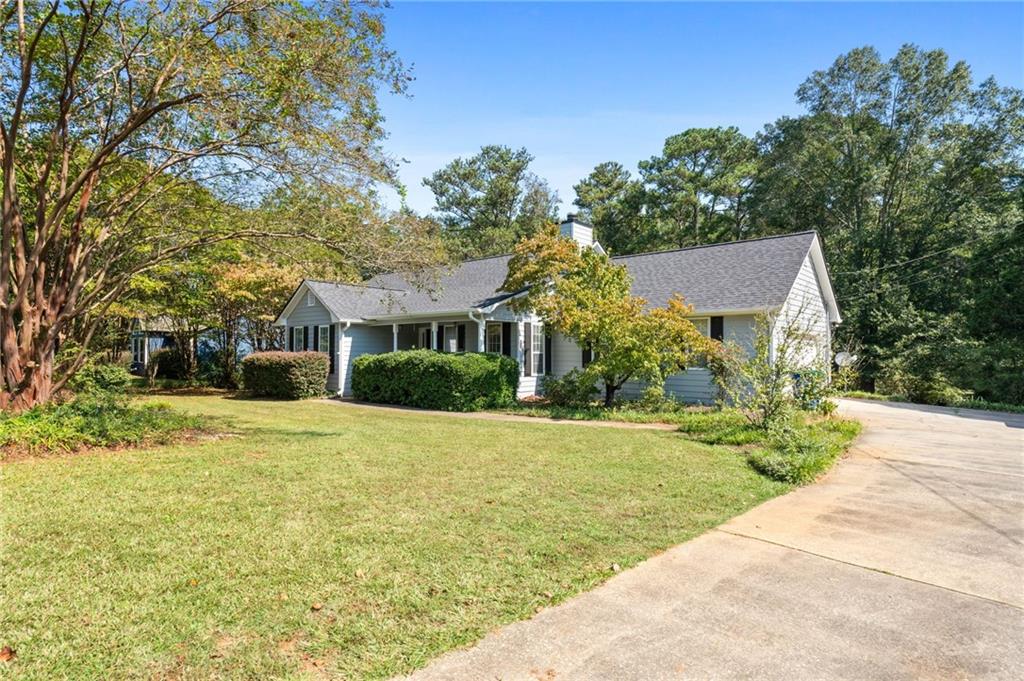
2;1;1019;408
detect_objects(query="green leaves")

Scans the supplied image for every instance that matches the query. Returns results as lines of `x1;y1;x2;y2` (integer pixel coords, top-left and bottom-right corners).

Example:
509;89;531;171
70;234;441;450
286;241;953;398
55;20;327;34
423;145;560;258
351;350;519;411
504;228;712;406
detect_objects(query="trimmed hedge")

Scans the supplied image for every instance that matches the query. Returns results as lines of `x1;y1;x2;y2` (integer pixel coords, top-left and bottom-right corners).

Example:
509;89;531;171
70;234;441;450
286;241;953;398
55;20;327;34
352;350;519;411
242;351;329;399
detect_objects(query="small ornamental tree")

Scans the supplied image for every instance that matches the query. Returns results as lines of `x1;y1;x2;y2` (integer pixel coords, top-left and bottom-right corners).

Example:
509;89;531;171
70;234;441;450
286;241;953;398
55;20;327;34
503;226;714;406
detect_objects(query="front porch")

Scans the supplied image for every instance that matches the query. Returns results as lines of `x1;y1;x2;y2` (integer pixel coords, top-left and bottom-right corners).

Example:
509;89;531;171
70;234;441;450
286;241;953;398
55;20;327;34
355;314;549;399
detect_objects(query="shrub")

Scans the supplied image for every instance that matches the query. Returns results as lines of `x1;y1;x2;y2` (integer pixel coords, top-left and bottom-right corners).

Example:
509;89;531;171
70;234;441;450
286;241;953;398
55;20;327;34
877;364;970;406
541;369;599;407
748;421;831;484
69;363;133;397
793;366;837;415
242;351;329;399
710;314;796;430
832;364;860;393
0;398;205;454
352;350;519;411
152;346;187;380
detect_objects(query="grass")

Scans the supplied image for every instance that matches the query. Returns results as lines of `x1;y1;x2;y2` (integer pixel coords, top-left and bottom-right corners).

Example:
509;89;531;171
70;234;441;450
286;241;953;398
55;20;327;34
505;402;761;442
747;418;862;484
1;395;791;679
499;401;862;484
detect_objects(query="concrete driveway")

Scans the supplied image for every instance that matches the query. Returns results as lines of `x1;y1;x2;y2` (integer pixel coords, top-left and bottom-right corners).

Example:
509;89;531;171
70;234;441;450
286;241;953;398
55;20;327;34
406;399;1024;680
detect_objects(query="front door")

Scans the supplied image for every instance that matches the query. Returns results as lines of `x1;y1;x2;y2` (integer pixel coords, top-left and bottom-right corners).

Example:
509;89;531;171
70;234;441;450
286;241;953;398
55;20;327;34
418;326;431;349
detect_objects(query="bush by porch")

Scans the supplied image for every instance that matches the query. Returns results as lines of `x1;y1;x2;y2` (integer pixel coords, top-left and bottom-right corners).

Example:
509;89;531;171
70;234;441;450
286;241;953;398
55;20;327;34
351;349;519;411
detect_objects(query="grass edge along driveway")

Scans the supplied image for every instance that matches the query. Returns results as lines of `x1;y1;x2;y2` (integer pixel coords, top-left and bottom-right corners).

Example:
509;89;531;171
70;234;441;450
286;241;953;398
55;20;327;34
3;395;795;679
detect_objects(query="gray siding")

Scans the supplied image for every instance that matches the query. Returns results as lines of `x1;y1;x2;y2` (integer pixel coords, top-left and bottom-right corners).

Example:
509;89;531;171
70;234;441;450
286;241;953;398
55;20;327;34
548;315;759;405
284;297;337;388
286;296;333;330
776;253;830;368
551;331;583;379
339;324;392;396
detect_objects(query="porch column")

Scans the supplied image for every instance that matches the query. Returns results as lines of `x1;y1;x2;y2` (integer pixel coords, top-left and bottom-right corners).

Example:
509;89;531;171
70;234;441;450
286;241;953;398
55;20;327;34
142;334;149;367
516;320;525;375
392;323;398;352
477;319;486;353
430;321;438;351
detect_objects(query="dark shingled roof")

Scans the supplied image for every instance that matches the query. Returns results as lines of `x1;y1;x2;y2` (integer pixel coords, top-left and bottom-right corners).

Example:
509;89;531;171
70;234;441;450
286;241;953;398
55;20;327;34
363;255;519;314
305;231;819;320
613;231;818;313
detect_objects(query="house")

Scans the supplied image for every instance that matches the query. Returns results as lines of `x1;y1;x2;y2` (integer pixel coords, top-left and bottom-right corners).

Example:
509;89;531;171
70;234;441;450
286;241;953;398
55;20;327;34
129;317;175;375
273;216;841;403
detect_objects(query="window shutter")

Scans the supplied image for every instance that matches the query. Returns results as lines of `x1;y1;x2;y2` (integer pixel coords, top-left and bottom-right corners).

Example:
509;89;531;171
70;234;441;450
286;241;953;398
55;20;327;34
544;334;552;375
501;322;512;356
711;316;724;341
305;326;312;351
457;324;466;352
437;326;444;351
288;327;294;351
329;325;336;374
582;346;592;367
313;326;319;353
523;323;532;377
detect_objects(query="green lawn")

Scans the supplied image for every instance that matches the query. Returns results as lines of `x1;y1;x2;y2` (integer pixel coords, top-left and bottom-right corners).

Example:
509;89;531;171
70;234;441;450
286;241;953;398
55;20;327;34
2;395;790;679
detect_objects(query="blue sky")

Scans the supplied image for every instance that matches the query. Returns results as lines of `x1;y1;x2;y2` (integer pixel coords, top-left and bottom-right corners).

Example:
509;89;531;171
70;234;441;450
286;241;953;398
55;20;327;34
376;2;1024;214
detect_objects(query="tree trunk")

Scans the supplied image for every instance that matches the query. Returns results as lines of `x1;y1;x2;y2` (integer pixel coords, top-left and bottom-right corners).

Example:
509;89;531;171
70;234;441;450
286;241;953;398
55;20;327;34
604;383;617;408
2;349;55;412
220;322;239;389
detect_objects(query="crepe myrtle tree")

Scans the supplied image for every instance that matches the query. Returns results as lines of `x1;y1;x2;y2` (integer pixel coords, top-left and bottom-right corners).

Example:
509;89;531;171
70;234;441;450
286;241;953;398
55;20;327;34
0;0;439;410
504;226;715;407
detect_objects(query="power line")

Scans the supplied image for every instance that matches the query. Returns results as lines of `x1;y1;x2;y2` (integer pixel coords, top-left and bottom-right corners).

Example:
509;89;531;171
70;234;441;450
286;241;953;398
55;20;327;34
839;248;1017;305
833;228;1014;277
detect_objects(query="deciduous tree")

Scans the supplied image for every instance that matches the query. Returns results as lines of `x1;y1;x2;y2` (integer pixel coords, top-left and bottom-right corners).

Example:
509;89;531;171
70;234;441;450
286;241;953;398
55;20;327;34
1;0;437;409
503;227;712;406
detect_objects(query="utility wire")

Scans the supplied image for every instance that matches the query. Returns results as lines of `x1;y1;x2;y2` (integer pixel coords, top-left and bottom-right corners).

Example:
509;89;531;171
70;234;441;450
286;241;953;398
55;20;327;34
833;228;1015;277
839;249;1016;305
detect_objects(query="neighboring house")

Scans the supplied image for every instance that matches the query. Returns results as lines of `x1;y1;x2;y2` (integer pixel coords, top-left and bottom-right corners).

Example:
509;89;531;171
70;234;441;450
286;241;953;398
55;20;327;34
129;317;175;375
273;216;841;403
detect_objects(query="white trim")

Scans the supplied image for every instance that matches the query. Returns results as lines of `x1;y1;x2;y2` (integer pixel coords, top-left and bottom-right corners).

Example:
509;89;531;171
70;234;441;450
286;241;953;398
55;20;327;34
531;322;545;376
689;316;711;337
485;322;503;354
803;236;841;324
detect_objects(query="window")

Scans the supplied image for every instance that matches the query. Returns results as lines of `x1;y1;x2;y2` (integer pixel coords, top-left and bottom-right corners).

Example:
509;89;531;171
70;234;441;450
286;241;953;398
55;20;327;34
486;323;502;354
318;325;330;353
132;336;145;364
532;323;544;375
306;291;315;306
293;326;304;351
